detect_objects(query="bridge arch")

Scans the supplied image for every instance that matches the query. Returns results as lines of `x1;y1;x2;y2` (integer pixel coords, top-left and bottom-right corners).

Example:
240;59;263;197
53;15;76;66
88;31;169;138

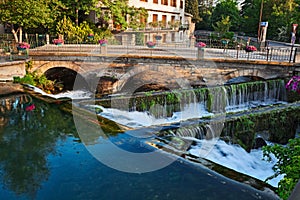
223;69;279;82
31;61;86;75
112;65;192;93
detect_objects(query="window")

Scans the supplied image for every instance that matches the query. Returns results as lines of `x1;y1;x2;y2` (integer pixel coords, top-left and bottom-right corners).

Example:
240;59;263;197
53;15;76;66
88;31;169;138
140;0;148;2
140;16;147;24
161;0;168;6
171;0;177;7
180;0;183;8
171;33;175;42
171;16;175;23
162;15;167;27
153;14;158;22
153;0;158;3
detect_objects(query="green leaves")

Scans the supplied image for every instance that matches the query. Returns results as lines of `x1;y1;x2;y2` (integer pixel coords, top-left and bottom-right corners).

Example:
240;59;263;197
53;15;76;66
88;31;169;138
263;138;300;199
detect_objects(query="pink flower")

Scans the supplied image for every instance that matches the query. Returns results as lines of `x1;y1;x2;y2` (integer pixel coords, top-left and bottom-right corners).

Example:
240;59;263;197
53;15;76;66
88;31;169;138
18;42;30;49
53;39;64;44
286;76;300;93
195;42;206;48
245;45;257;52
146;41;156;47
98;39;107;45
25;104;35;112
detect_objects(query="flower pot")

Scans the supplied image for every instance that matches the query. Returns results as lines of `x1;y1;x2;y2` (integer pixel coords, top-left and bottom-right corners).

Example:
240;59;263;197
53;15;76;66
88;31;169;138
56;43;62;46
100;43;107;46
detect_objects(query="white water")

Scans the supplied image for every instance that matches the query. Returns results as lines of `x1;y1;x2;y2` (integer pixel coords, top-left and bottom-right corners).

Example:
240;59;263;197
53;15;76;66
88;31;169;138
25;83;284;188
188;138;283;187
24;84;92;100
91;102;213;128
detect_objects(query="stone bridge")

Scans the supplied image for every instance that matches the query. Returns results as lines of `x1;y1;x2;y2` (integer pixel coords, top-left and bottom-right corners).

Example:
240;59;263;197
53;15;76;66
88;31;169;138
1;54;298;95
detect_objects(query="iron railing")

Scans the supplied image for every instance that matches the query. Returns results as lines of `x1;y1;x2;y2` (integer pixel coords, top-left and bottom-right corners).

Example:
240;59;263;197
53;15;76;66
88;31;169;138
0;33;298;63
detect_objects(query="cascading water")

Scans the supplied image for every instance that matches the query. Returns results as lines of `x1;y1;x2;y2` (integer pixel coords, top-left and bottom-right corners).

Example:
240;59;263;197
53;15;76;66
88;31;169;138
25;79;289;190
225;80;286;112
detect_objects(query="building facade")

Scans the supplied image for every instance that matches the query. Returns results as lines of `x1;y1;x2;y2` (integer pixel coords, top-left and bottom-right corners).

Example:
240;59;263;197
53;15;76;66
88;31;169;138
125;0;193;44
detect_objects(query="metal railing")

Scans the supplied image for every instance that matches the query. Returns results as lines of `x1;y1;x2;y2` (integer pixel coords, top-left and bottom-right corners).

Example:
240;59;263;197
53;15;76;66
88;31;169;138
0;33;297;63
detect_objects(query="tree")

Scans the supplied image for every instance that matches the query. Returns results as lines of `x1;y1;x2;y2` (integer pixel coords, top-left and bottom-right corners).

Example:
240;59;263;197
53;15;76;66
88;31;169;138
0;0;61;42
60;0;101;26
240;0;262;35
101;0;147;30
213;16;231;36
240;0;300;41
197;0;214;30
185;0;201;23
211;0;241;31
263;138;300;200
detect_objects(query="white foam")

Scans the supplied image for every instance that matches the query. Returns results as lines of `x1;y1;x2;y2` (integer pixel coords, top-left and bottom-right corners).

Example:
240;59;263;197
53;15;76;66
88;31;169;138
188;139;283;187
91;102;213;128
24;84;92;100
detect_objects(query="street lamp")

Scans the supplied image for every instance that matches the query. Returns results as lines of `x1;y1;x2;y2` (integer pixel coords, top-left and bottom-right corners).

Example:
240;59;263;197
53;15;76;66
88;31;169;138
257;0;264;42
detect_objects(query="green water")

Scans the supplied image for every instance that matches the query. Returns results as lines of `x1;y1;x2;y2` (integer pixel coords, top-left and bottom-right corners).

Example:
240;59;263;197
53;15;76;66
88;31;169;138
0;95;277;199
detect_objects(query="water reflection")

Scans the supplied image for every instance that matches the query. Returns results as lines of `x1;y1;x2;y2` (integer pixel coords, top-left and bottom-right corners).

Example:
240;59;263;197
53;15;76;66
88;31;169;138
0;94;278;200
0;94;76;198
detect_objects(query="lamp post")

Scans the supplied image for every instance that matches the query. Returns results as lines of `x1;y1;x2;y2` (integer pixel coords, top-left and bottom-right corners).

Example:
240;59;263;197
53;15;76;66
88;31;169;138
257;0;264;43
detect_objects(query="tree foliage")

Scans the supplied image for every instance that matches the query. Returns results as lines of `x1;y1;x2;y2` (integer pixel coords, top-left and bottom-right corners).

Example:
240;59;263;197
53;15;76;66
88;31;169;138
211;0;241;31
239;0;300;41
0;0;61;42
263;138;300;200
185;0;201;23
213;16;231;36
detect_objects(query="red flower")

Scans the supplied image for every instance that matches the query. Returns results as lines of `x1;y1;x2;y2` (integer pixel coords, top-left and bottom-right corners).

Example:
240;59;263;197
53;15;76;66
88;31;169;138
25;104;35;112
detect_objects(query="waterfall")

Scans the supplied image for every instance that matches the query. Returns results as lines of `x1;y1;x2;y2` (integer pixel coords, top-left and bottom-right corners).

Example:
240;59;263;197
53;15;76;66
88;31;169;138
224;79;286;112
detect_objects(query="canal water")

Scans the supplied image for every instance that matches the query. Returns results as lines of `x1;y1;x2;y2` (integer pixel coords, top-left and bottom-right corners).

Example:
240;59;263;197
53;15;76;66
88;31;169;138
0;92;279;199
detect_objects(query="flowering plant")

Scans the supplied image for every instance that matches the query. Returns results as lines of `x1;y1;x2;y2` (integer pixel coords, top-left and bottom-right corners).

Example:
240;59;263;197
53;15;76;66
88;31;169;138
195;42;206;48
245;45;257;52
25;103;35;112
53;39;64;45
146;41;156;48
98;39;108;45
87;33;94;39
286;76;300;93
17;42;30;49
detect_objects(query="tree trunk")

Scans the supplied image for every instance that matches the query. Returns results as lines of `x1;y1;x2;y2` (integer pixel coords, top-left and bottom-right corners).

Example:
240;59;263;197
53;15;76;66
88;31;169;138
11;29;18;43
19;27;23;43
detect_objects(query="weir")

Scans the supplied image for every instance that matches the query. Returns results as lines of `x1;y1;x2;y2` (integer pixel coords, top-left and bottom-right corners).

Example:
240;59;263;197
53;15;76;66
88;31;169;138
77;78;297;152
83;78;287;116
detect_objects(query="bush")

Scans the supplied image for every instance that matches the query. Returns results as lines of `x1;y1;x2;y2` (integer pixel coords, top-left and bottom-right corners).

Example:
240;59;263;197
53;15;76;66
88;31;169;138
263;138;300;200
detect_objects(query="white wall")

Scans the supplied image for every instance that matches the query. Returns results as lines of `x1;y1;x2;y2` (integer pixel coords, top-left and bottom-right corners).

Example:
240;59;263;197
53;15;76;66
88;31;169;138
128;0;185;24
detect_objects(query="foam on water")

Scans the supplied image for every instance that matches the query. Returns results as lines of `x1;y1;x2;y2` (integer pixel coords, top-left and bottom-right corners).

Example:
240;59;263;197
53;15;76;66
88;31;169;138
188;139;283;187
24;84;92;100
92;102;213;128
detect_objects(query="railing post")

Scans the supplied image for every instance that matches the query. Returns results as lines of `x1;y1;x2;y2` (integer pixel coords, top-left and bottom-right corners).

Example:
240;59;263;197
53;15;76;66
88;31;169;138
289;45;294;63
236;44;240;59
293;47;297;63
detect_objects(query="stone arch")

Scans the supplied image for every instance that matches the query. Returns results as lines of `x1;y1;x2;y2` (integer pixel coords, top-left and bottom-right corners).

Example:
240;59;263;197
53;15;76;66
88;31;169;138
31;61;86;75
112;65;192;93
44;67;89;92
223;69;275;81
